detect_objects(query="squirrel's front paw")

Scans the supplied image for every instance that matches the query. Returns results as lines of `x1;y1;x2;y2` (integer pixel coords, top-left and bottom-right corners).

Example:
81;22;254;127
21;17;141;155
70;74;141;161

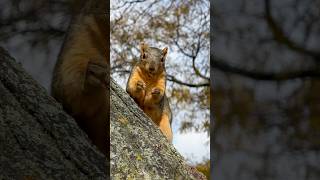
151;88;161;95
136;80;146;91
86;59;108;88
151;88;163;100
144;88;163;106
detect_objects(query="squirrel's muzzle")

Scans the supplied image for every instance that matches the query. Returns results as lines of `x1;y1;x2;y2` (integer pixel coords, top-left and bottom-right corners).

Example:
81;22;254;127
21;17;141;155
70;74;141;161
149;66;155;72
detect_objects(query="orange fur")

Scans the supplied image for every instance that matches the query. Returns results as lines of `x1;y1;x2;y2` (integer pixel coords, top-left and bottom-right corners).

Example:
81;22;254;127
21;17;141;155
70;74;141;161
126;67;146;107
159;113;173;142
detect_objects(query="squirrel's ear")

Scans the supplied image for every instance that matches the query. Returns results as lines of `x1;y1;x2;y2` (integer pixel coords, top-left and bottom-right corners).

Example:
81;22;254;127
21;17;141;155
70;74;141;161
140;42;148;54
161;47;168;60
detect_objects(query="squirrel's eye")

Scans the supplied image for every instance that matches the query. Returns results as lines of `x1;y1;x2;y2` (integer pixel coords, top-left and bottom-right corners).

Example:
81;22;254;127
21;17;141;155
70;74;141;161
160;57;164;62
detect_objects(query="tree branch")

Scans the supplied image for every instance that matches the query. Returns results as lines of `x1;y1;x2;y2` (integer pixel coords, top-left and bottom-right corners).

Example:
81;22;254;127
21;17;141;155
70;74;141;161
192;36;210;80
264;0;320;62
174;25;209;81
212;57;320;81
0;27;65;41
167;75;209;87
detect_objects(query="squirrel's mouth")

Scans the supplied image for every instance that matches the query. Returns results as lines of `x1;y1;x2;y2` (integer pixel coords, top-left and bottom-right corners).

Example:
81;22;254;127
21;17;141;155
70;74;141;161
148;69;156;75
146;71;157;78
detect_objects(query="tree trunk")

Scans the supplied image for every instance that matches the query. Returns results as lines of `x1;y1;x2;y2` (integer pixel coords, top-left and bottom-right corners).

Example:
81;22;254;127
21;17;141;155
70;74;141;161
0;46;206;179
0;47;108;179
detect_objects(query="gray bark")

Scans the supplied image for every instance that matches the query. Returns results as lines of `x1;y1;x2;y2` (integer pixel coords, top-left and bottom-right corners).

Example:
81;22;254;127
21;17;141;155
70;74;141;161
0;46;205;179
0;47;108;179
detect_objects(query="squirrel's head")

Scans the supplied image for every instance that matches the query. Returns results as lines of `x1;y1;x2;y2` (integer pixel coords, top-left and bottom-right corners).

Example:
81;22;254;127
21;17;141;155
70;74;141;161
139;42;168;76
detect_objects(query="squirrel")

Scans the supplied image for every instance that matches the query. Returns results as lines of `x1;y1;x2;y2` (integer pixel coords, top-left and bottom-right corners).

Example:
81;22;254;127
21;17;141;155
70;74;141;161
51;0;108;156
126;42;173;142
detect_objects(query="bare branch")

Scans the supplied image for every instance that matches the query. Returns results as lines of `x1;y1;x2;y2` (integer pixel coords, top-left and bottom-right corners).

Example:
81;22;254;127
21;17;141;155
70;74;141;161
264;0;320;62
0;27;65;41
174;24;209;81
167;75;209;87
212;57;320;81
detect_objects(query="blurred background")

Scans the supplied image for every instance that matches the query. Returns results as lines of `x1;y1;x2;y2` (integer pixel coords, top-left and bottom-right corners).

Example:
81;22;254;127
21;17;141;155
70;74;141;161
0;0;210;178
0;0;69;88
110;0;210;176
213;0;320;179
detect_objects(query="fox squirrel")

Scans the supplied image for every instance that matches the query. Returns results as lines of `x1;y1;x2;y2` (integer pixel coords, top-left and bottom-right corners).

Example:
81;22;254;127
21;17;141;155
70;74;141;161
51;0;108;156
126;42;173;142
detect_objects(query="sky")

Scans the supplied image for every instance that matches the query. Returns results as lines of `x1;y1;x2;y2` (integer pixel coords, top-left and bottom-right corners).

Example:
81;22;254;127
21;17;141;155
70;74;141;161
173;130;210;164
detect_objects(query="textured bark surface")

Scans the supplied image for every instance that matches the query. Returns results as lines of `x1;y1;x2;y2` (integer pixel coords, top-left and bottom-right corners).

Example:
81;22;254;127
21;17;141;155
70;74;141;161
110;79;206;180
0;47;108;179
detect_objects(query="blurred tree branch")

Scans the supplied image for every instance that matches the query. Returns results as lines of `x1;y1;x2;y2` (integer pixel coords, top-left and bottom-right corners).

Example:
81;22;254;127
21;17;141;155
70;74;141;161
264;0;320;62
212;57;320;81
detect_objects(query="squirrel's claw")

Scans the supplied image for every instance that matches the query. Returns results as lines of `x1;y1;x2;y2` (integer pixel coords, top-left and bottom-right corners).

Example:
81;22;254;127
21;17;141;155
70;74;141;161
151;88;161;95
136;80;146;91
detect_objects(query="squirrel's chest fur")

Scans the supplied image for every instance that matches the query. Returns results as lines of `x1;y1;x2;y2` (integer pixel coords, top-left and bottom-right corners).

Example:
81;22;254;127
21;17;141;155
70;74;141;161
139;69;164;94
138;67;165;124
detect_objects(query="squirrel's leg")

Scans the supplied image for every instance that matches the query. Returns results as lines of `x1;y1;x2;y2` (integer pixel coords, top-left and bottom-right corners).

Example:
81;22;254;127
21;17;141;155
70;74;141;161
60;58;108;107
126;72;146;106
60;58;108;156
80;108;108;156
82;58;108;156
159;112;173;143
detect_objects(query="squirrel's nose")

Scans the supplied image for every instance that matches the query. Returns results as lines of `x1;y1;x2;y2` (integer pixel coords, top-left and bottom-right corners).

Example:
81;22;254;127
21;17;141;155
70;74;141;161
149;67;155;72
